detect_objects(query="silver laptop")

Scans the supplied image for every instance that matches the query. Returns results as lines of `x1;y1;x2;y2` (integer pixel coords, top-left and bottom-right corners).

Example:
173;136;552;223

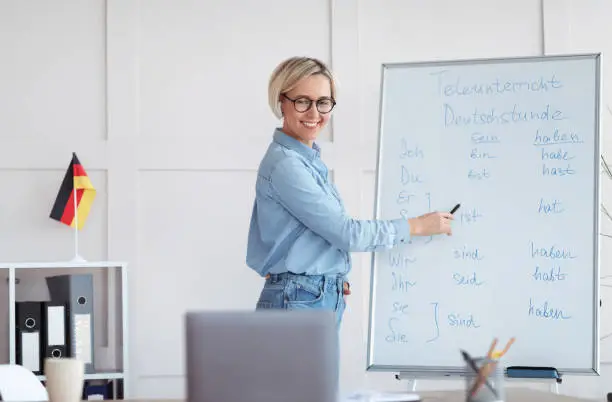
185;309;339;402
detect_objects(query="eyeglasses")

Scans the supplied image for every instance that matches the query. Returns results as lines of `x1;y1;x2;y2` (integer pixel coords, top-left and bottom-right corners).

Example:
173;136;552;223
282;94;336;114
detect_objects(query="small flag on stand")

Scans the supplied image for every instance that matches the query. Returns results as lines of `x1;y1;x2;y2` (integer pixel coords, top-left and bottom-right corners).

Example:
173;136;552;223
49;152;96;261
50;152;96;229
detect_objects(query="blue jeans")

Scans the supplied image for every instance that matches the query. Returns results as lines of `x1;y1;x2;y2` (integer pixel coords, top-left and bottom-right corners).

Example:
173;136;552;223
255;272;347;329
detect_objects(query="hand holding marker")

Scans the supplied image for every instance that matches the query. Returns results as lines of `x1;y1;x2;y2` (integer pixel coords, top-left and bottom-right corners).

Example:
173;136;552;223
450;203;460;215
448;203;460;234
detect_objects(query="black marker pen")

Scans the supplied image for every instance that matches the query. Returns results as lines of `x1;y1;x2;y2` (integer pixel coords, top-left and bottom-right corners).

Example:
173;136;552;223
450;203;461;214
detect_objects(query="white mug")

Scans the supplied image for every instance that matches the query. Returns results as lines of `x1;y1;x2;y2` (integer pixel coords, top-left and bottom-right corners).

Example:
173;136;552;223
44;358;85;402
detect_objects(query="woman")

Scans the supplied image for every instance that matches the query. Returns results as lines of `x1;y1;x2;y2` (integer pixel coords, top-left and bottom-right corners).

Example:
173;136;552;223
246;56;453;327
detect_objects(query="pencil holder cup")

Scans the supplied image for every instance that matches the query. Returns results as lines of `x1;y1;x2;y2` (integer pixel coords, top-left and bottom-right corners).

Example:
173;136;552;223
464;357;505;402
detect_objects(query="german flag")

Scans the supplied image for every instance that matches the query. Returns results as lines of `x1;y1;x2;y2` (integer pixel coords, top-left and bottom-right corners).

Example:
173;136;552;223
49;152;96;230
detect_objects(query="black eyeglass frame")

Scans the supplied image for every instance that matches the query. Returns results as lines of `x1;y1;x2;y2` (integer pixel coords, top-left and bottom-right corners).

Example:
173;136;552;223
281;94;337;114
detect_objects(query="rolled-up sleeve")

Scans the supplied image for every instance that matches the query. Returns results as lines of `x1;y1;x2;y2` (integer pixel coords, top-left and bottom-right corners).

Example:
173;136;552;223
269;158;411;252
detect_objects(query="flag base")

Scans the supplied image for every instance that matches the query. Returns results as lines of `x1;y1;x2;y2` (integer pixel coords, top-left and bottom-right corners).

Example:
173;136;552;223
71;254;87;263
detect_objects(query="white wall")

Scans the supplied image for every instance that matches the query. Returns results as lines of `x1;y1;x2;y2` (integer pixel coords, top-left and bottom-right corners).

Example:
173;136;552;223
0;0;610;399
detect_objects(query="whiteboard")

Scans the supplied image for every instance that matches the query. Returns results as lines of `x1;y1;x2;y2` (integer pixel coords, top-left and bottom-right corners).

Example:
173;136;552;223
366;54;602;376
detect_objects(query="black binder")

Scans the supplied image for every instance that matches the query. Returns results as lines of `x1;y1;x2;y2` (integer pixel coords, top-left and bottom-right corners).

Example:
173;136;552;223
41;301;70;360
15;301;43;374
45;274;95;373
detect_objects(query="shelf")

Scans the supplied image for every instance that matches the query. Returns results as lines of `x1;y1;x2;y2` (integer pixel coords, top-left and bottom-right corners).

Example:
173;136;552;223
36;370;125;381
0;261;126;269
0;260;129;397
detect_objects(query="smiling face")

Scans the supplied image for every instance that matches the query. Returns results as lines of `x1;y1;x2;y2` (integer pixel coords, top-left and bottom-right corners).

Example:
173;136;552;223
280;74;334;147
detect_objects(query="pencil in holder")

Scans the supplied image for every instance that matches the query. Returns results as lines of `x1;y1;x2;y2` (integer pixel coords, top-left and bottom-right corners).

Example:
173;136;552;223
465;357;505;402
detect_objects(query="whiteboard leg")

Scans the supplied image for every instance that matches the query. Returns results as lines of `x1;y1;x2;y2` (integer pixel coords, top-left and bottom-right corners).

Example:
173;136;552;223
549;382;559;394
412;380;417;392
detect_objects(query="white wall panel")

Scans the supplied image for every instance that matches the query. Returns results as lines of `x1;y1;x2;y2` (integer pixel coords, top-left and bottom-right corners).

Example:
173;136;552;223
138;0;332;142
358;0;543;147
0;0;106;140
136;170;261;377
0;170;107;262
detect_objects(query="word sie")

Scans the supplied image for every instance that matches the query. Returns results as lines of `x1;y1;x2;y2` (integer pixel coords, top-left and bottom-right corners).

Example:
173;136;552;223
528;298;571;320
532;265;567;282
432;70;563;97
391;302;410;315
385;317;409;343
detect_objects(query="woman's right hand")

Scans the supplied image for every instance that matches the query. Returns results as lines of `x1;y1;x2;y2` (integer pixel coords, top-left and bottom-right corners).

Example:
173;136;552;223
408;211;453;236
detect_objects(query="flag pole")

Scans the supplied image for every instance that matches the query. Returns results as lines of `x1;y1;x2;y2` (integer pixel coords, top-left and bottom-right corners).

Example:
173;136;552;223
72;186;85;263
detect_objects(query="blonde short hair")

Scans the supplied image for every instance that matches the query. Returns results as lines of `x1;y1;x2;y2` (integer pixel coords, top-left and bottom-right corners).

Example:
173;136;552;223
268;56;337;119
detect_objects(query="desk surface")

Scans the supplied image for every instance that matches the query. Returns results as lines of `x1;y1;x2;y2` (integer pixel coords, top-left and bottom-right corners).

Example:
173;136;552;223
418;387;598;402
106;387;600;402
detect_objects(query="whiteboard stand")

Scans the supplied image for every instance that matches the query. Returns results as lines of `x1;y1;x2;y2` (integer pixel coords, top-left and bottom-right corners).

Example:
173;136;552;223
394;372;419;391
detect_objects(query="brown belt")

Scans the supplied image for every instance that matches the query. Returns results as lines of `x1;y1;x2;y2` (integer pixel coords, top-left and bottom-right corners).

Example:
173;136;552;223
264;274;351;295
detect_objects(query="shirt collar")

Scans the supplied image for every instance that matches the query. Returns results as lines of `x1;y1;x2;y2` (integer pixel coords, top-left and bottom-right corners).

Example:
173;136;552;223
273;128;320;161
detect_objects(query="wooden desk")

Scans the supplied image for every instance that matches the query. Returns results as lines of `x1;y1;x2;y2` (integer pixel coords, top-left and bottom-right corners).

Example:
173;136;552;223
98;387;601;402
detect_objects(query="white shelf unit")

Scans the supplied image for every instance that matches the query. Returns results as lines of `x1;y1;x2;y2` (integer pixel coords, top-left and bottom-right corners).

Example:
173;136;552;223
0;260;128;398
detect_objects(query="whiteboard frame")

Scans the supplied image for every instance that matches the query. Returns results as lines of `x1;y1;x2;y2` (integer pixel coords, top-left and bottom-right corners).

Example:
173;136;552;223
366;53;603;377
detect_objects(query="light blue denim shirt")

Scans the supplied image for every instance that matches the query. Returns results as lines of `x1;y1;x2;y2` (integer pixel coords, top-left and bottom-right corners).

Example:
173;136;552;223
246;128;412;277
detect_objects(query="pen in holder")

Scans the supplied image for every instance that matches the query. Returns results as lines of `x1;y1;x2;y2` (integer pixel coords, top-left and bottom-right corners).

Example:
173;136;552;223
465;356;505;402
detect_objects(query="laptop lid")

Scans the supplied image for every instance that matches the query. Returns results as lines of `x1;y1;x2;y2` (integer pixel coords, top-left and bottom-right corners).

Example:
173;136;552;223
185;309;339;402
